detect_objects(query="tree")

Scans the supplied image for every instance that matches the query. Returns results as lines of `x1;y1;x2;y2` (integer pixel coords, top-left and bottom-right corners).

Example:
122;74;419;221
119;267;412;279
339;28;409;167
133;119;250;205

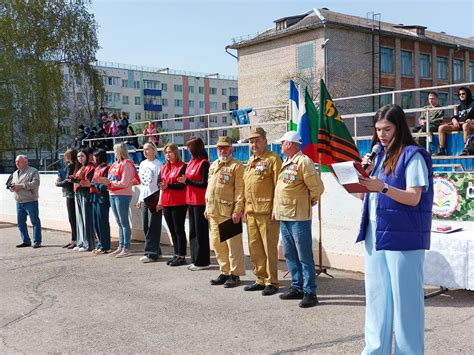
0;0;103;163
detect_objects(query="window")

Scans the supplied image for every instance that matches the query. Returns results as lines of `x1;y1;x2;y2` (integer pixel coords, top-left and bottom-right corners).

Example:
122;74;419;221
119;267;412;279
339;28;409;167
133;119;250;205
162;83;168;92
401;51;413;76
210;116;217;123
113;93;120;102
189;86;194;93
222;103;227;110
199;117;205;123
162;98;168;107
437;57;448;80
420;91;430;106
199;86;204;94
296;41;315;71
174;99;183;107
144;95;160;105
210;102;217;110
122;79;128;87
453;59;464;82
222;88;227;96
379;88;392;107
108;77;119;86
222;116;228;124
135;96;141;105
199;101;204;109
222;129;227;136
134;81;140;89
438;92;448;107
162;113;168;119
189;117;195;123
174;84;183;92
144;80;160;89
229;87;238;96
210;87;217;95
380;47;394;73
210;130;218;138
189;100;194;108
135;112;141;120
419;54;431;78
122;95;129;105
470;61;474;82
401;92;412;109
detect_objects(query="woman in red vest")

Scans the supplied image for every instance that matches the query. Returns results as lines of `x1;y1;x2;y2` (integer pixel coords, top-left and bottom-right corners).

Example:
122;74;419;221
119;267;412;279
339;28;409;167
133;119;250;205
71;148;95;252
177;137;210;270
160;143;187;266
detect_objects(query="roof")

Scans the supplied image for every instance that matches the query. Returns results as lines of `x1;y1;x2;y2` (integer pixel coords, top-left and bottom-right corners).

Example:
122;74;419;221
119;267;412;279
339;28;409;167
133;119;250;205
228;8;474;50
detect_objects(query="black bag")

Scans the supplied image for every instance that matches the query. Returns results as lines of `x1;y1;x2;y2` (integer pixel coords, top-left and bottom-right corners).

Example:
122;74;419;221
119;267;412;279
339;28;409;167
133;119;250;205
5;173;13;189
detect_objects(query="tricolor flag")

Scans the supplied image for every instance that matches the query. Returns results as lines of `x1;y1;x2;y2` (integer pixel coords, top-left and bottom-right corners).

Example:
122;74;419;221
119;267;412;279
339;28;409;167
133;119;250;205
316;79;361;165
289;80;299;131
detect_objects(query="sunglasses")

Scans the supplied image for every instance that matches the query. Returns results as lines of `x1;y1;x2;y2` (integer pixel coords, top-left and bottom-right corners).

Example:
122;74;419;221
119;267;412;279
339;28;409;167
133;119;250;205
458;92;466;96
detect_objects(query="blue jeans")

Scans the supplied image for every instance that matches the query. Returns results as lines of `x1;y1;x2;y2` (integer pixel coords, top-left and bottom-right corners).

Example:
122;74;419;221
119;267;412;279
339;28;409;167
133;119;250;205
110;195;132;249
16;201;42;245
92;201;110;251
280;220;316;295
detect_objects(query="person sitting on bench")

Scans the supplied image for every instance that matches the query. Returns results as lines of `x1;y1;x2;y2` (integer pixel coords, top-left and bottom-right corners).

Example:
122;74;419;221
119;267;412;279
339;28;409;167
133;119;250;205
435;87;474;156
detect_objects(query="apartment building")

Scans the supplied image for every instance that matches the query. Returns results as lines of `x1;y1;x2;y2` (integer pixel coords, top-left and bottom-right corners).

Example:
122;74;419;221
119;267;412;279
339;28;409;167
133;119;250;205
228;8;474;135
88;62;238;145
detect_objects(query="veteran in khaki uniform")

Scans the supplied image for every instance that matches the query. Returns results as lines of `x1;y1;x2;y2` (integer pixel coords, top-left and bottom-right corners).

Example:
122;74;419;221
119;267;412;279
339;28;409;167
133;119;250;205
205;136;245;288
243;127;282;296
274;131;324;308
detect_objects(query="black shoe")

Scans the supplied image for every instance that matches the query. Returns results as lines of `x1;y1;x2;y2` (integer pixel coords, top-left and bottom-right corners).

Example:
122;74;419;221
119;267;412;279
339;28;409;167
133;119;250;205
433;147;447;156
262;285;278;296
244;282;265;291
62;243;72;248
169;256;186;267
167;255;178;265
32;244;41;249
279;287;304;300
16;243;31;248
459;149;469;156
210;274;229;285
224;275;240;288
299;293;319;308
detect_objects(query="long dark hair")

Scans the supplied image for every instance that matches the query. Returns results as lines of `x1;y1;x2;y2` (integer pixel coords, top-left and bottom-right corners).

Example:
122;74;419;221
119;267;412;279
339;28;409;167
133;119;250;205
457;86;472;105
371;104;417;175
75;147;93;173
186;137;208;160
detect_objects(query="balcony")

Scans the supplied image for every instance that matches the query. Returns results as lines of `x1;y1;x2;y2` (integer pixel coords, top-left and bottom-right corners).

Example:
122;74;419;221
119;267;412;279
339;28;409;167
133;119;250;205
144;104;162;112
229;95;238;102
143;89;162;96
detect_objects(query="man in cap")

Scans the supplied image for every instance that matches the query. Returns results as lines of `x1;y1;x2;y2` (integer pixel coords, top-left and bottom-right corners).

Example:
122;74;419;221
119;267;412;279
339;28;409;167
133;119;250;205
9;155;42;248
274;131;324;308
243;127;282;296
205;136;246;288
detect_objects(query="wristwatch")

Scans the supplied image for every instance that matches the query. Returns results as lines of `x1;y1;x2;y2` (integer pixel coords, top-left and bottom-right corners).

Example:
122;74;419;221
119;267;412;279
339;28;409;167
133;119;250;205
381;183;389;194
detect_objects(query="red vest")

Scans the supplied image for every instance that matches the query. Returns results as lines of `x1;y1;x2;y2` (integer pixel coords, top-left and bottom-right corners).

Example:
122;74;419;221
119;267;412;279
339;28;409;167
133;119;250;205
185;158;208;205
160;161;187;207
90;164;109;195
107;159;140;192
73;163;95;192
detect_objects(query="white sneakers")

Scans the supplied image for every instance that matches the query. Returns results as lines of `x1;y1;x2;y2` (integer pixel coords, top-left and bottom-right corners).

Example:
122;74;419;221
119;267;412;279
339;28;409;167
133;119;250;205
187;264;210;271
140;255;155;263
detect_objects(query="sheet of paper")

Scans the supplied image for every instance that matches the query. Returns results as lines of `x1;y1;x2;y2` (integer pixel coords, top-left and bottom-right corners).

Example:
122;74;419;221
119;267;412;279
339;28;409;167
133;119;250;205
331;161;361;184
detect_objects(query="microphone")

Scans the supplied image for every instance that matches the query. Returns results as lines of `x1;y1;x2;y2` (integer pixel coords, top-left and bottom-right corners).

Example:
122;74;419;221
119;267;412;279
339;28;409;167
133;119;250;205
362;143;382;170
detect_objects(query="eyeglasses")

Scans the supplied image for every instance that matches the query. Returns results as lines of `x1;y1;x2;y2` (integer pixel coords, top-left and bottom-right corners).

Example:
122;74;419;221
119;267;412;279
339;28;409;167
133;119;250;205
458;92;466;96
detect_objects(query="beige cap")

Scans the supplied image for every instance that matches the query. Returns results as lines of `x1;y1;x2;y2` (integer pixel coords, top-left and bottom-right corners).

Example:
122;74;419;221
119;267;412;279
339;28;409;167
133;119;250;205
248;127;267;139
216;136;232;147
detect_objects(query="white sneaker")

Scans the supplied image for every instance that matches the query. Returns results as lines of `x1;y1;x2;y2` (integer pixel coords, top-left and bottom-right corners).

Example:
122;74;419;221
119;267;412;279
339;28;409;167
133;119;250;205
73;246;80;251
115;250;131;258
78;247;88;252
140;255;155;263
188;265;210;271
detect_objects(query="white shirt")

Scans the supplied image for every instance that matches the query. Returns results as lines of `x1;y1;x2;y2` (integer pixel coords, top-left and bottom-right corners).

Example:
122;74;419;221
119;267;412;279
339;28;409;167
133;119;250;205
138;158;162;201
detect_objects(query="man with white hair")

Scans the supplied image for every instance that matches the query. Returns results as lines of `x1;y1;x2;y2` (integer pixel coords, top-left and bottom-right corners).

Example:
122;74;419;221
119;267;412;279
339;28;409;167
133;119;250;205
9;155;42;248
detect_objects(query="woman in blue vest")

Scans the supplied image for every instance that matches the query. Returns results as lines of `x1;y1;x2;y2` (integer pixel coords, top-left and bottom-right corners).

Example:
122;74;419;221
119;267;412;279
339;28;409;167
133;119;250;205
357;104;434;355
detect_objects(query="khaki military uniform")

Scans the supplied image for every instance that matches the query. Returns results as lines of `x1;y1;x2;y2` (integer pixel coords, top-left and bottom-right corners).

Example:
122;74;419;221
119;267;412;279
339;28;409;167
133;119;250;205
274;151;324;221
205;157;245;276
243;150;282;287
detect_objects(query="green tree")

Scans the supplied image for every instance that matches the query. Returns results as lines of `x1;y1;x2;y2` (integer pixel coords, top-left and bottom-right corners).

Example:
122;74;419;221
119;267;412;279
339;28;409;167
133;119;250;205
0;0;103;162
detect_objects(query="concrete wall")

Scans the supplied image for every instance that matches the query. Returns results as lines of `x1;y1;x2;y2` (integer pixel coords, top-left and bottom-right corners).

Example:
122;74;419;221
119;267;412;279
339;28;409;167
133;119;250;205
0;173;366;272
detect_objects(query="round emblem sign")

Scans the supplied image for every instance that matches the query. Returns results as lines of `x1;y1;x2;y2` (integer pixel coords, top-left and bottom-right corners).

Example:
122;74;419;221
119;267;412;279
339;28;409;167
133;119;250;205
432;176;460;217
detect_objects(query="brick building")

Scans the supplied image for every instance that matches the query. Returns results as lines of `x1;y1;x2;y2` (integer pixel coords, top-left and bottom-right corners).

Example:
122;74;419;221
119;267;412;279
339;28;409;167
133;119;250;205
228;8;474;136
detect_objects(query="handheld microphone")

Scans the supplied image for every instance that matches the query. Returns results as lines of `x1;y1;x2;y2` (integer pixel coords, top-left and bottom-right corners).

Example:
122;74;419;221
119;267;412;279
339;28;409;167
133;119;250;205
362;143;382;170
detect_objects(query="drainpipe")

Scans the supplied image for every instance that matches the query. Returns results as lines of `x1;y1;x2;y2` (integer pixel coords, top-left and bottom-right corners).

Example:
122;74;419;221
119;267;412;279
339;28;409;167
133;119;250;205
225;46;238;60
313;8;328;83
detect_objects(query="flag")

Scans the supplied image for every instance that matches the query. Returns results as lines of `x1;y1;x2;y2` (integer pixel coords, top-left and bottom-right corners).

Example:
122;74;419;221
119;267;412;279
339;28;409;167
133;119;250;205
300;87;319;162
289;80;299;130
317;79;361;165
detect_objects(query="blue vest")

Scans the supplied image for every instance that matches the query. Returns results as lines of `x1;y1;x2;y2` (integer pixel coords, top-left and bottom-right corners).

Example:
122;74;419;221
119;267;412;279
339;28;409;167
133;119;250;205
356;145;434;251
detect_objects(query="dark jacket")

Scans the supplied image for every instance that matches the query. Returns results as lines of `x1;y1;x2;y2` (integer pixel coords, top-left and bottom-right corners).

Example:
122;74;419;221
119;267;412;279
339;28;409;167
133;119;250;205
57;163;75;198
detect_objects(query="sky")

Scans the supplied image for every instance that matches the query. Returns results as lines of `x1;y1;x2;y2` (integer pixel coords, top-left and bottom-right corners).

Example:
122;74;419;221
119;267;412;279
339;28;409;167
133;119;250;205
90;0;474;76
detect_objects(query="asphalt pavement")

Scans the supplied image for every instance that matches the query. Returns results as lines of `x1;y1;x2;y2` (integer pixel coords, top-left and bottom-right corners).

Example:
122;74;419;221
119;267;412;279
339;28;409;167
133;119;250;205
0;223;473;354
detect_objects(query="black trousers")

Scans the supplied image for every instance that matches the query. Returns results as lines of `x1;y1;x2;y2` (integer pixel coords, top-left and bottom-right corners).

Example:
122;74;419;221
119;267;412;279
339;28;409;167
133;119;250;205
142;206;163;260
188;205;210;266
66;197;77;242
163;205;188;256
